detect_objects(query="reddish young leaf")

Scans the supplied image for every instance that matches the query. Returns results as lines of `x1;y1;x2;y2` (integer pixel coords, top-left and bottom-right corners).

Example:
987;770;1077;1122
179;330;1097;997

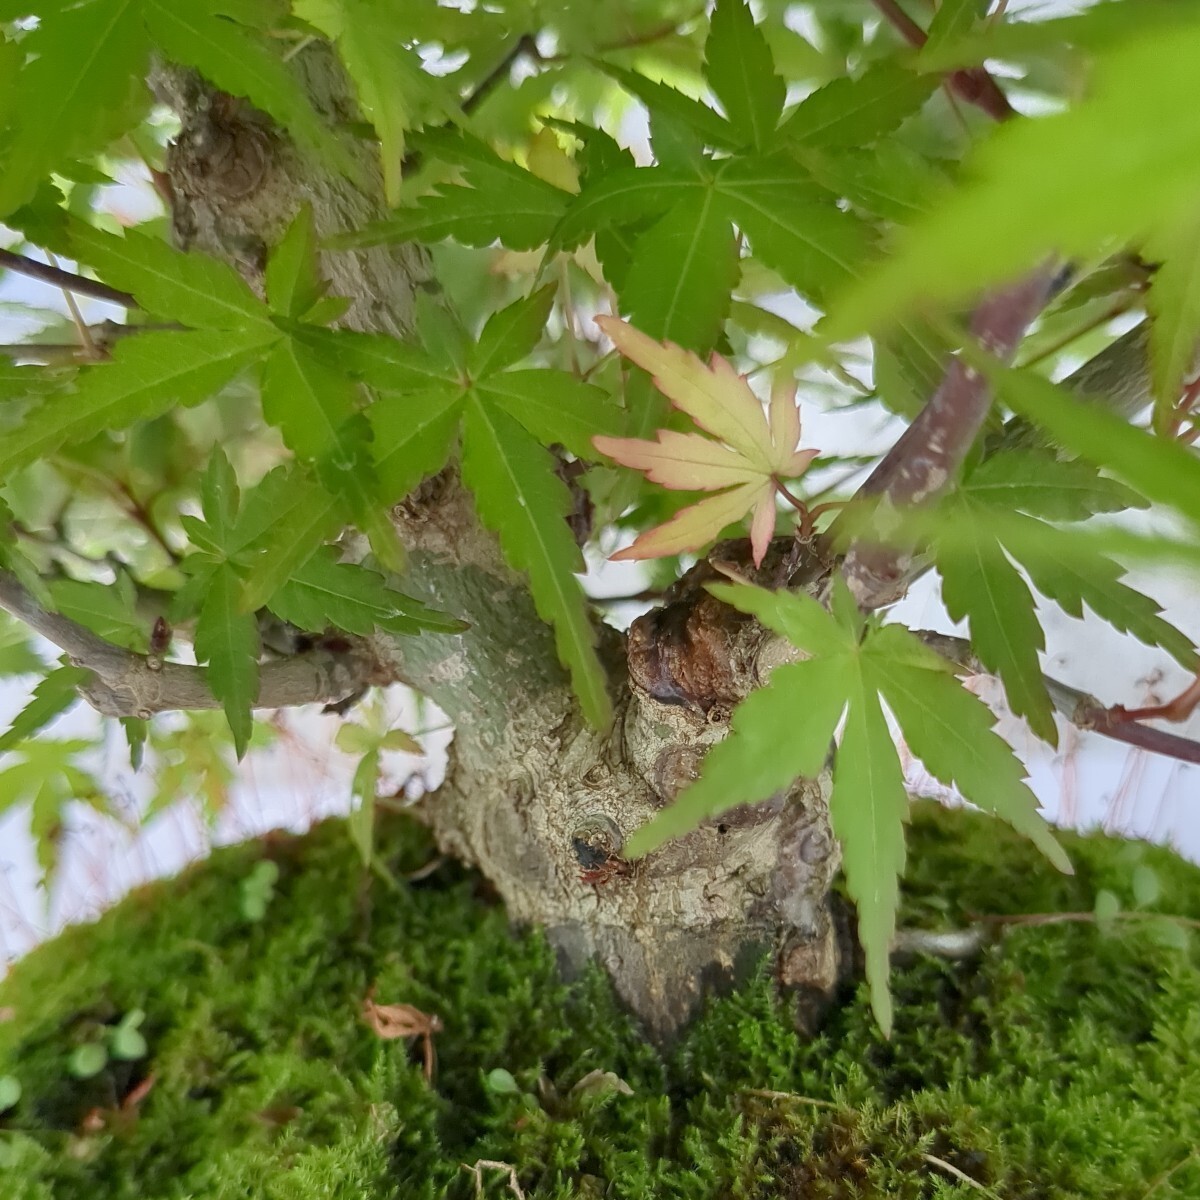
593;316;817;565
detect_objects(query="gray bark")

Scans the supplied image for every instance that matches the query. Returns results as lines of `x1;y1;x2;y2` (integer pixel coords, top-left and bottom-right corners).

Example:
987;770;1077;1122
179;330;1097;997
149;46;846;1038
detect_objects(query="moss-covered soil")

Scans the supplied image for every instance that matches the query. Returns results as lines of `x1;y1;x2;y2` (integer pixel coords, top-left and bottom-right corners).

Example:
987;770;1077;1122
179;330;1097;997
1;803;1199;1199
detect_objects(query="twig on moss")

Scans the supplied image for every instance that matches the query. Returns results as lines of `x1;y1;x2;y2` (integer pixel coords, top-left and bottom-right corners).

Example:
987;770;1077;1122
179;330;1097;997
970;910;1200;932
922;1152;1003;1197
463;1160;526;1200
0;248;137;310
740;1089;841;1110
1142;1149;1200;1199
891;927;988;960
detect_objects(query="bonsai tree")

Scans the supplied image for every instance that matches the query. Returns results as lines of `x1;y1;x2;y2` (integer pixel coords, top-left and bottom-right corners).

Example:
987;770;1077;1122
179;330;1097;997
2;0;1200;1048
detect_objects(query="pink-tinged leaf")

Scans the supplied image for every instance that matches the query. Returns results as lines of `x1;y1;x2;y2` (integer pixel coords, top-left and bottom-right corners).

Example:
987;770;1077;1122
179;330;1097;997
749;491;777;566
611;482;769;562
593;431;760;490
769;376;801;460
597;315;777;465
595;317;819;564
786;448;822;477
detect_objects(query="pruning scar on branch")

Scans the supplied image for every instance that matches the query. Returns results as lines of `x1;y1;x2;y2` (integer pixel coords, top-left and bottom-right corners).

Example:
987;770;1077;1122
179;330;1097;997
0;569;379;720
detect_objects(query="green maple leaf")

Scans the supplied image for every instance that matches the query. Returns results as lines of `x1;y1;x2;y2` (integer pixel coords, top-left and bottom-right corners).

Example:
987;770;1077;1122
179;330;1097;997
704;0;785;151
1145;209;1200;432
47;574;146;651
901;448;1196;713
269;546;463;638
923;0;983;53
297;326;454;391
70;225;267;330
461;397;611;730
915;0;1183;72
831;16;1200;334
551;164;702;254
1011;515;1196;668
474;373;622;462
0;614;42;678
626;580;1069;1035
596;62;739;153
194;563;260;759
265;205;328;319
0;739;106;876
0;326;276;479
0;0;149;216
370;389;464;499
622;190;741;356
962;448;1140;521
237;468;343;614
176;452;260;757
0;664;91;753
294;0;455;207
990;362;1200;523
142;0;347;171
928;447;1193;740
261;336;360;461
713;155;874;304
315;415;409;574
934;492;1055;743
776;60;938;149
333;131;570;251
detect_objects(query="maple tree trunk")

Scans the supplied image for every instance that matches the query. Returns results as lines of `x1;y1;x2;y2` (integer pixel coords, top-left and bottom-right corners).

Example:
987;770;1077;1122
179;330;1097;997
157;51;846;1039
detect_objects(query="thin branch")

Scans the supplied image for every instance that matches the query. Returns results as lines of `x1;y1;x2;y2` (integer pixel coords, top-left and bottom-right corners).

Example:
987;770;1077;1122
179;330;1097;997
0;568;379;719
921;1153;1002;1198
871;0;1015;122
0;567;134;678
971;910;1200;932
0;248;137;309
463;34;538;115
891;926;988;959
0;321;183;365
914;630;1200;768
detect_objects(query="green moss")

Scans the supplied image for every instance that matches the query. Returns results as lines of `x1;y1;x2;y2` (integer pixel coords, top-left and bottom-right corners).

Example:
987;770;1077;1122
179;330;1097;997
1;804;1198;1199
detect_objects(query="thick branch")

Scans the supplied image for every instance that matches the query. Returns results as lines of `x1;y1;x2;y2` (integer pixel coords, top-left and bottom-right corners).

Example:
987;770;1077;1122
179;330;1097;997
0;568;378;718
871;0;1015;122
0;248;137;309
838;264;1059;606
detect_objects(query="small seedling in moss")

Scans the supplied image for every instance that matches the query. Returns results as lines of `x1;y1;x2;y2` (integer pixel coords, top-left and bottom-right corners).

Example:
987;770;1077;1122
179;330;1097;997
110;1009;147;1060
0;1074;20;1112
68;1010;147;1078
68;1041;108;1079
239;859;280;922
